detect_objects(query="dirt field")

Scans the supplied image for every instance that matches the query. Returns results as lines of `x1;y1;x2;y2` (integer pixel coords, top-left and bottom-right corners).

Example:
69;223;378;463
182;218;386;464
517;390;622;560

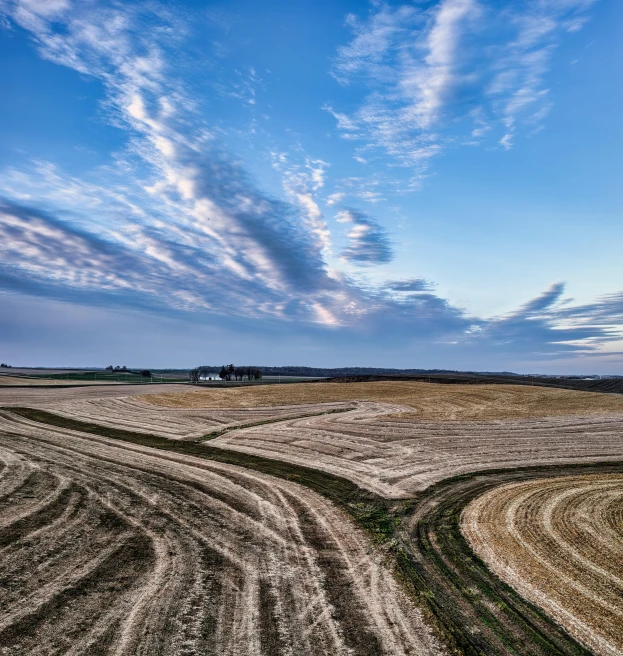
0;409;443;656
7;394;354;440
462;474;623;656
0;375;132;386
0;384;189;405
144;381;623;419
9;384;623;498
2;380;622;654
209;401;623;497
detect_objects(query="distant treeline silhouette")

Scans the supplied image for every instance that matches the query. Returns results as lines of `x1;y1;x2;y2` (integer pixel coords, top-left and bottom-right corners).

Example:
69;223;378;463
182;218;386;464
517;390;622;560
190;365;262;383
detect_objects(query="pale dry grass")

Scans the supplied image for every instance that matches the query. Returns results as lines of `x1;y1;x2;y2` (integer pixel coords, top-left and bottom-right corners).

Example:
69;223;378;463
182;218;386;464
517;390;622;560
462;474;623;656
144;381;623;420
0;375;125;387
0;411;444;656
211;403;623;497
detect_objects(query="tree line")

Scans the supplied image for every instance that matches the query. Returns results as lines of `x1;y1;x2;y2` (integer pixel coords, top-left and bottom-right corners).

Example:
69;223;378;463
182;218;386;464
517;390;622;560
189;364;262;383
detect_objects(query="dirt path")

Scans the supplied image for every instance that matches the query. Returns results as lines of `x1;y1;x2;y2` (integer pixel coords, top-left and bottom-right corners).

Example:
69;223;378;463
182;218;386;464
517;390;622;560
0;410;443;656
462;473;623;656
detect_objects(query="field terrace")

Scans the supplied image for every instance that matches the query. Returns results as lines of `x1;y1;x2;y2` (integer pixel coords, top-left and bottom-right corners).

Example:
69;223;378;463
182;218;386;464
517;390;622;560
144;382;623;498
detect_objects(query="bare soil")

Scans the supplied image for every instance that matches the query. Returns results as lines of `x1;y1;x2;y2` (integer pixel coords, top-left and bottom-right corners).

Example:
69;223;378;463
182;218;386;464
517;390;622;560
208;401;623;497
462;473;623;656
0;409;443;656
0;375;130;386
0;384;188;405
144;381;623;419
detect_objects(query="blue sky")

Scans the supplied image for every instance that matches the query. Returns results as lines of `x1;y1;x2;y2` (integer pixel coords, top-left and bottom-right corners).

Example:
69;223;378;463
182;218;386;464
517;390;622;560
0;0;621;372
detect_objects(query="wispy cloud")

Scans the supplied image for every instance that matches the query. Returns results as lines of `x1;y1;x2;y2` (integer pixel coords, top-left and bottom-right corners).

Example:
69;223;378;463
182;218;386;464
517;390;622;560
0;0;343;322
337;208;393;264
328;0;597;171
1;0;620;363
386;278;434;292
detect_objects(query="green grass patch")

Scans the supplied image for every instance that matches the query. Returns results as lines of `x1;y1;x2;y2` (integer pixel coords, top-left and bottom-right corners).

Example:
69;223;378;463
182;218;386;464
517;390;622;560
198;407;352;441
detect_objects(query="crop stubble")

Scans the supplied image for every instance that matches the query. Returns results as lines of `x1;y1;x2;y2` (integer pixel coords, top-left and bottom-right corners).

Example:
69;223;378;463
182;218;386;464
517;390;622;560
208;401;623;497
0;409;442;656
1;382;622;655
462;473;623;656
144;381;623;419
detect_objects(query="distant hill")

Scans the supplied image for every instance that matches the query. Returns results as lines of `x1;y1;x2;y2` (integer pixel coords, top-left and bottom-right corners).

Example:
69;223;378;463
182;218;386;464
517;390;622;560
195;366;520;378
317;372;623;395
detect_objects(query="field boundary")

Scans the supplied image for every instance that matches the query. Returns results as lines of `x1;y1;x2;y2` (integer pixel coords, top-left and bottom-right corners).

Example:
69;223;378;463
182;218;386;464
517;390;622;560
198;407;353;441
5;406;618;654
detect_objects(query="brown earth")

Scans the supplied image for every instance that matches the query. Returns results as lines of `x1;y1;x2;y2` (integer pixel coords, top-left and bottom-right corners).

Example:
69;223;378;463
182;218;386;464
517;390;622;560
0;386;353;440
0;384;190;405
143;381;623;420
210;401;623;497
0;409;443;656
461;473;623;656
11;395;354;440
0;375;130;386
12;384;623;499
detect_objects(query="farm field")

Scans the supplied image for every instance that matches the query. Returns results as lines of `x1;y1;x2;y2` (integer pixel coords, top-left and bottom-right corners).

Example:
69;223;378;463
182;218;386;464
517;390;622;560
0;408;441;656
462;473;623;656
0;375;130;386
0;379;621;655
209;401;623;497
145;380;623;419
0;383;190;405
3;394;354;440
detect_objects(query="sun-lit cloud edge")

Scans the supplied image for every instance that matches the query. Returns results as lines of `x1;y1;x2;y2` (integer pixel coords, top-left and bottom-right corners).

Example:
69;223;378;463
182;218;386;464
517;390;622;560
0;0;621;361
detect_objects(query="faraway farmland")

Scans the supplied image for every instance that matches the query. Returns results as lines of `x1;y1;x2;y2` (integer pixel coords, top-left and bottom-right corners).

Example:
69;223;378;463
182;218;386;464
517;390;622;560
0;376;622;654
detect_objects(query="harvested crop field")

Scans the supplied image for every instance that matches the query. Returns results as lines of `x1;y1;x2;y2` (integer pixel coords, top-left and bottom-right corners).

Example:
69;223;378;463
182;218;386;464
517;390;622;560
0;375;128;386
0;409;443;656
7;394;354;440
2;380;622;655
144;381;623;420
0;384;189;406
210;402;623;497
462;473;623;656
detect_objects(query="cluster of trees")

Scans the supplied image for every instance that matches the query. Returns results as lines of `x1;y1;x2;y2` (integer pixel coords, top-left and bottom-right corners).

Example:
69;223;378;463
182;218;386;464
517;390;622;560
105;366;151;376
189;364;262;383
219;365;262;381
0;363;11;368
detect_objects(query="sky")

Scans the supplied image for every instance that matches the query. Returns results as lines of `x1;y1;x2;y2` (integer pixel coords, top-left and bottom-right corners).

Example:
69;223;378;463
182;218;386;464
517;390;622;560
0;0;621;373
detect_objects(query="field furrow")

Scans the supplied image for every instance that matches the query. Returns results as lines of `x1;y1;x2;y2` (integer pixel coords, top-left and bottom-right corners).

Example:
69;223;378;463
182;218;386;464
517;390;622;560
0;410;442;656
0;389;353;440
462;474;623;656
211;401;623;497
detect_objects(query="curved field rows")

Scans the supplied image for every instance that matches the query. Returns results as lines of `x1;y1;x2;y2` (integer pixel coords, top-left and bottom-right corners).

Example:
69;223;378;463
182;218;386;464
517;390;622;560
0;384;190;406
144;381;623;420
0;410;443;656
462;474;623;656
211;402;623;497
19;395;354;440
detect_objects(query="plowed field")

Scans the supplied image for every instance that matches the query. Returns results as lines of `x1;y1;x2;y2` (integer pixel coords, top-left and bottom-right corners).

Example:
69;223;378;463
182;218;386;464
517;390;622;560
210;402;623;497
18;395;353;440
145;381;623;419
462;474;623;656
0;384;190;405
0;409;442;656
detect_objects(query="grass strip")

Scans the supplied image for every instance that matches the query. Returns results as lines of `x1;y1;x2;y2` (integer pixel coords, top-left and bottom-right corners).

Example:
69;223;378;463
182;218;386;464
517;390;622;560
5;407;394;539
6;406;611;655
198;407;352;441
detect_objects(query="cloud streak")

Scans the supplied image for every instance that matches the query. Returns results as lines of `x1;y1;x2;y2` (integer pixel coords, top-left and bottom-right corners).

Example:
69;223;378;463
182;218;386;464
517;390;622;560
337;208;393;265
328;0;597;172
1;0;621;365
